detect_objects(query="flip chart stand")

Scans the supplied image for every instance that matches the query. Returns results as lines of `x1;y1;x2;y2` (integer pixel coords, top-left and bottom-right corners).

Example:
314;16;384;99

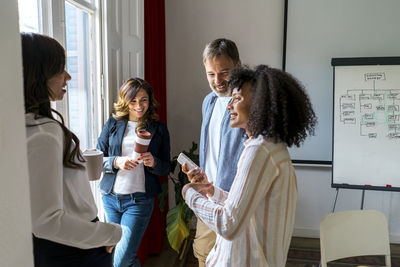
331;188;366;212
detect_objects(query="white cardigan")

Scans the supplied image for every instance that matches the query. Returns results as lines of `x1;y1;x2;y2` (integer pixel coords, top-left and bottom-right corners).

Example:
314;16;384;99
25;113;121;249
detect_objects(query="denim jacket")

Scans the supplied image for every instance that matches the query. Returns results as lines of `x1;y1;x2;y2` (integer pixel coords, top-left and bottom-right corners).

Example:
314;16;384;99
200;92;245;192
97;117;171;196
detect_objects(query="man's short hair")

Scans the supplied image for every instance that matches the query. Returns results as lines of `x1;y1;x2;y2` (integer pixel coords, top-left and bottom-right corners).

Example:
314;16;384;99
202;38;240;65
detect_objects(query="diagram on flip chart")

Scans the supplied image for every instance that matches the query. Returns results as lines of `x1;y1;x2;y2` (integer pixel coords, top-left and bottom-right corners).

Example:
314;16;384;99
333;61;400;189
338;73;400;140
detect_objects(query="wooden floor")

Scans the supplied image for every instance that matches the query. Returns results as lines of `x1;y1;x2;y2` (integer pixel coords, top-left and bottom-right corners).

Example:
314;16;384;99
286;237;400;267
142;238;177;267
142;236;400;267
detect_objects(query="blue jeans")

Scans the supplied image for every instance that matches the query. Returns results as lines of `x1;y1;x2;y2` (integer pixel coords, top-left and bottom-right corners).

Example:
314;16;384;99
102;192;154;267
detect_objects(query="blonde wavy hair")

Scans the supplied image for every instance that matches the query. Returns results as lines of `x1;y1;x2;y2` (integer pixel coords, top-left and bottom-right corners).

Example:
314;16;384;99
113;78;160;130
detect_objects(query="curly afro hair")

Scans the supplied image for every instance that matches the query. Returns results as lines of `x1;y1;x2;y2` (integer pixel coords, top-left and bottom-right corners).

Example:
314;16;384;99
229;65;317;147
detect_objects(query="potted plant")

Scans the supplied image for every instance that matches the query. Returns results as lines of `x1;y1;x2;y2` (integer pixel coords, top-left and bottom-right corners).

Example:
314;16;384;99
160;142;199;259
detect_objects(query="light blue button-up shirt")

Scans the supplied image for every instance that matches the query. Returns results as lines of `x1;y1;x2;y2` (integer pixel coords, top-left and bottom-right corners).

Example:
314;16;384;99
200;92;245;192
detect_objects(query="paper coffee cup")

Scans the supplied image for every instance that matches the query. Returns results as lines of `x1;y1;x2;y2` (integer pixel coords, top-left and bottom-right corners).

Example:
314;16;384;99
83;150;103;181
132;130;152;163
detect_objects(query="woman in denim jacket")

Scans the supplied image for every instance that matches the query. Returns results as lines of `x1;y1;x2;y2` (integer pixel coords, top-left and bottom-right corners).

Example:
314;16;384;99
97;78;170;267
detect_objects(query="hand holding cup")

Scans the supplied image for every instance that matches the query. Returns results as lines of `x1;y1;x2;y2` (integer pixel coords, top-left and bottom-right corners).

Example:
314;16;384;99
132;129;152;163
139;152;155;168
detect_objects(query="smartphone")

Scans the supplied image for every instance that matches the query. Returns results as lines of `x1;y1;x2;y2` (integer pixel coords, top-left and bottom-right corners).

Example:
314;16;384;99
177;152;199;171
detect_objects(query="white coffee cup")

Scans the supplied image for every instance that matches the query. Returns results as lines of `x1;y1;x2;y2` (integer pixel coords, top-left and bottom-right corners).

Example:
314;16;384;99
132;130;152;163
83;150;104;181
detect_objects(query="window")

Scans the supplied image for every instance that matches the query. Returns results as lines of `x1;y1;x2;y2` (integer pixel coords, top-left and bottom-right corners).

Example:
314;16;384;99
17;0;104;219
18;0;41;33
65;2;94;150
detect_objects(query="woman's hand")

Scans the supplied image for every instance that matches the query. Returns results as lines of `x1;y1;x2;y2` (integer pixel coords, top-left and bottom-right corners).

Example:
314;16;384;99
140;152;155;167
114;156;139;170
182;164;207;183
182;182;214;199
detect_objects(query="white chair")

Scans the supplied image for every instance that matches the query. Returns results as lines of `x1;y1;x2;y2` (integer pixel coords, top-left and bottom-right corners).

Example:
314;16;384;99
320;209;391;267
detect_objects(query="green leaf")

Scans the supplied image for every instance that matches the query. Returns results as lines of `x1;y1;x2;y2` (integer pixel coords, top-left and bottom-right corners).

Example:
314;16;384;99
166;202;190;253
165;142;198;253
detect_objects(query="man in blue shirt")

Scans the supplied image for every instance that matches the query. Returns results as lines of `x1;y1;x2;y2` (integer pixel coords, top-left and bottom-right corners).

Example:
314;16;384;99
186;38;245;267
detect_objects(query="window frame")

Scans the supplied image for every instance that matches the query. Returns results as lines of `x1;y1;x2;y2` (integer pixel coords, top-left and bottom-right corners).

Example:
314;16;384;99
19;0;107;219
47;0;103;145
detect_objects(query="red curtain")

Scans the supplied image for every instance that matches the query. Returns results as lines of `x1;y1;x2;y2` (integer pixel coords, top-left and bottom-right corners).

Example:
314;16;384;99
144;0;166;124
138;0;167;263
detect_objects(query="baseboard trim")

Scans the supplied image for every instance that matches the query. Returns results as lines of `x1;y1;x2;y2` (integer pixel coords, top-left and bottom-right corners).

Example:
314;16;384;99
293;227;319;238
293;227;400;244
389;235;400;244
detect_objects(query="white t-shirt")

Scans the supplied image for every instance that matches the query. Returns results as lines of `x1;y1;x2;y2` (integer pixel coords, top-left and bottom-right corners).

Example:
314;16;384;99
113;121;146;194
204;97;231;183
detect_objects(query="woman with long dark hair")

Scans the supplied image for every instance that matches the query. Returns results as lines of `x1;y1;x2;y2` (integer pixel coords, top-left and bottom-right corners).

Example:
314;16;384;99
22;32;122;267
97;78;171;267
182;65;316;266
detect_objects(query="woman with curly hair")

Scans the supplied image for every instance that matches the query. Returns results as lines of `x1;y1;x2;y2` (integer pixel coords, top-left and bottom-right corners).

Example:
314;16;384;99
22;32;122;267
97;78;170;267
182;65;316;266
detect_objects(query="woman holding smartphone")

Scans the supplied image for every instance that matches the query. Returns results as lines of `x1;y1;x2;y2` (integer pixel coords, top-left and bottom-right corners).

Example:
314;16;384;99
183;65;316;267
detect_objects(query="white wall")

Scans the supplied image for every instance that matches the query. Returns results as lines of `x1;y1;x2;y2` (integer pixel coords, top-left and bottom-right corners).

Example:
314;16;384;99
0;1;34;266
165;0;400;243
165;0;284;157
165;0;284;208
294;165;400;243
